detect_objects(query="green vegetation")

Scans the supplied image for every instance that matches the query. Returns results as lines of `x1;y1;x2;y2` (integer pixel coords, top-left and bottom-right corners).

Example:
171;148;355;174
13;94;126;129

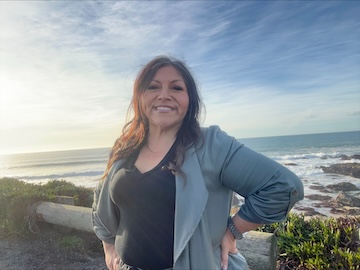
1;177;359;269
0;177;93;235
258;213;360;270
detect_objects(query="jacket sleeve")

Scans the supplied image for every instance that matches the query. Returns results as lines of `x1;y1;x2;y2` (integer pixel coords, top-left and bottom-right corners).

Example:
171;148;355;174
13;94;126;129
92;161;122;244
204;126;304;224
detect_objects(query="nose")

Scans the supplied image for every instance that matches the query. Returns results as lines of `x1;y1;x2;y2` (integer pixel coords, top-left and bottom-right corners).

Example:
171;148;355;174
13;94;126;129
158;87;171;100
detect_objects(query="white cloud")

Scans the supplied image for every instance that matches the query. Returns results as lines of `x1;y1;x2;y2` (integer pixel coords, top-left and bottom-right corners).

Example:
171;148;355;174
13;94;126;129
0;1;359;153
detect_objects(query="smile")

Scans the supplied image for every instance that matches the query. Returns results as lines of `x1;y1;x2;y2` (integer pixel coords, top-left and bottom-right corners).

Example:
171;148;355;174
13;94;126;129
155;106;174;112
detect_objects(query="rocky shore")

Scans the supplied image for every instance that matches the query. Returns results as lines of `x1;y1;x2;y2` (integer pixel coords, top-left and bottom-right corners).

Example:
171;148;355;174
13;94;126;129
321;162;360;179
293;157;360;217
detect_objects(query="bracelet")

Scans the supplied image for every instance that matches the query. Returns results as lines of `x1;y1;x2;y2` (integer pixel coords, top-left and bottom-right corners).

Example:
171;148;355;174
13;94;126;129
227;216;244;240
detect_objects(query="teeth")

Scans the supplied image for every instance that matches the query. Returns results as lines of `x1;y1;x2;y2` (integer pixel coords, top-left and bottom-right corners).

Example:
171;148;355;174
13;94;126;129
156;106;172;112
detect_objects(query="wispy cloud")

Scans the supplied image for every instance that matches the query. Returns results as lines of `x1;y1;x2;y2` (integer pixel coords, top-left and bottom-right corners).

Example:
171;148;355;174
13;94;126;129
0;1;359;153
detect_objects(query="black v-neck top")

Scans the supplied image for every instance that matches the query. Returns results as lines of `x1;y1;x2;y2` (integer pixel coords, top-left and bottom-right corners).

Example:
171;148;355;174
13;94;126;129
109;143;176;269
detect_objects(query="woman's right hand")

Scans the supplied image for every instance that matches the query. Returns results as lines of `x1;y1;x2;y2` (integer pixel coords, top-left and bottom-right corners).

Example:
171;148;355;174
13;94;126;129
103;241;121;270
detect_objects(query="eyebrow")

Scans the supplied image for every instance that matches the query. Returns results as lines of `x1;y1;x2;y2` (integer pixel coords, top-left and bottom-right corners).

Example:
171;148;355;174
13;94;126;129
151;79;184;84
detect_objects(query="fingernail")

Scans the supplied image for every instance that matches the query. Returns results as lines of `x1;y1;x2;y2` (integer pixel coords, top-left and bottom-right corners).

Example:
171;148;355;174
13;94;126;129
221;265;228;270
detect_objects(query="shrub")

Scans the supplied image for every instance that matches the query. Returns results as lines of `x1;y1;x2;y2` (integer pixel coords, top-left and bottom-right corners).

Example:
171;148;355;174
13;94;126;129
42;180;93;207
258;213;360;269
0;178;93;236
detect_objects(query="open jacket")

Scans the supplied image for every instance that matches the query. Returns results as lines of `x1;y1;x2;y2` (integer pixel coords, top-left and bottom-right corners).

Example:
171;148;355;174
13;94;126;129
92;126;304;269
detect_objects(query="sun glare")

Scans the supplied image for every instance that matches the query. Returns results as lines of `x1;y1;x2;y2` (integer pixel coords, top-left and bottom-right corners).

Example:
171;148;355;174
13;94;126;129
0;76;33;154
0;76;29;128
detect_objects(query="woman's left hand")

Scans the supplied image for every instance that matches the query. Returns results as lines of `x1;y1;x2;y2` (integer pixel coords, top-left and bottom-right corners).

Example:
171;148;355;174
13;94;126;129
220;228;238;270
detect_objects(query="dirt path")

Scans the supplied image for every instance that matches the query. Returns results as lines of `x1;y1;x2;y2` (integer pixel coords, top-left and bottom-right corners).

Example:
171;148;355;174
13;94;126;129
0;226;107;270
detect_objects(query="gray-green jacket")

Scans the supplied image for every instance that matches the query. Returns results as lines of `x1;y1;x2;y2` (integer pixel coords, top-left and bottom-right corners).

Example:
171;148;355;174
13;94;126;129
92;126;304;269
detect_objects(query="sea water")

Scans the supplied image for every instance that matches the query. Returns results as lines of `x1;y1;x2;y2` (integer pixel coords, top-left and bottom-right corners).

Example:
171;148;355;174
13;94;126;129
241;131;360;184
1;131;359;215
0;148;109;188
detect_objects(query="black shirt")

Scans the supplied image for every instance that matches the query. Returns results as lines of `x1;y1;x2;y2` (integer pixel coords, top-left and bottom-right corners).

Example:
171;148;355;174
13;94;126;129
109;145;176;269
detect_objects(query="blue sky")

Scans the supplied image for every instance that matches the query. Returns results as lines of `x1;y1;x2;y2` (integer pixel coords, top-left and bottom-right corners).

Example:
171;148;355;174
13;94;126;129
0;1;359;154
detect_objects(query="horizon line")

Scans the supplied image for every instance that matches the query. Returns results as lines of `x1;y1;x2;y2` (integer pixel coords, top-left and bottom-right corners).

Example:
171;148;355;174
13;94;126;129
1;129;359;156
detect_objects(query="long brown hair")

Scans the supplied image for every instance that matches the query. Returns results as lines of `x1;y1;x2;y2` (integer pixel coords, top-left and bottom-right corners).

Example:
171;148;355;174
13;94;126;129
103;56;203;179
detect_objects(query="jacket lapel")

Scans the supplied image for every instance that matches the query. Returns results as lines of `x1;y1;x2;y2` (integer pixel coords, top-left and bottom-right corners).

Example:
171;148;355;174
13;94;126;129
173;146;209;263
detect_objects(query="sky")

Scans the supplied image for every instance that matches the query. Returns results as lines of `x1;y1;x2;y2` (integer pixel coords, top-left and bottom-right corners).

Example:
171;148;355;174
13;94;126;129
0;1;359;154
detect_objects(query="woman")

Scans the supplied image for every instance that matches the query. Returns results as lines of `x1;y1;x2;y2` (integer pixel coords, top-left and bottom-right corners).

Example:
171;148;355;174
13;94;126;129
92;56;304;270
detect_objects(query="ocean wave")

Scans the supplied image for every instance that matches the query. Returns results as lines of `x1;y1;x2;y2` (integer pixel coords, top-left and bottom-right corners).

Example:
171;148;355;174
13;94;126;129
6;160;107;169
273;152;359;161
10;170;104;180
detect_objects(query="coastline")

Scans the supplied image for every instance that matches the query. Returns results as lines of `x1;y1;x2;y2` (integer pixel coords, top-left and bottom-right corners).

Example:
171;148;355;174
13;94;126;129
233;160;360;219
293;161;360;218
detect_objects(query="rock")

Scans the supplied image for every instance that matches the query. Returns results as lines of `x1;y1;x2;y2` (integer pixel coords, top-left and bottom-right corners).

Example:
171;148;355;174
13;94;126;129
333;191;360;207
305;209;326;217
305;194;332;201
310;191;360;217
312;201;334;208
293;206;325;217
338;154;360;160
330;208;347;215
284;163;298;166
321;163;360;178
309;185;332;193
345;207;360;215
309;185;324;190
326;182;359;192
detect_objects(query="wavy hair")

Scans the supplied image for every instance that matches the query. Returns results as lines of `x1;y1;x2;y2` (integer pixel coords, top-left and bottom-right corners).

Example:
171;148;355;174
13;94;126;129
103;56;203;179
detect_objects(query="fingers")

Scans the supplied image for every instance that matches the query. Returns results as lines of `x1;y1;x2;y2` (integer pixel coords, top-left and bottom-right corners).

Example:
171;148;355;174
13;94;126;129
106;256;120;270
220;247;229;270
221;228;239;270
112;257;120;270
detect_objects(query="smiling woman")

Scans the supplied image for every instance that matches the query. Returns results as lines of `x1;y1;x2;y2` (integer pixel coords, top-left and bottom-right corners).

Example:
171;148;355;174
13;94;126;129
92;55;303;270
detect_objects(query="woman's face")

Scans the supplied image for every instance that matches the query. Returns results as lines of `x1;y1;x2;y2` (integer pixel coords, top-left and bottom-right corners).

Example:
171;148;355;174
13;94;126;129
141;65;189;133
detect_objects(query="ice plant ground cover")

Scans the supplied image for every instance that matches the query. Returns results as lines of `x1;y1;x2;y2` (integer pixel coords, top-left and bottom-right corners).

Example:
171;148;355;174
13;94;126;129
257;213;360;269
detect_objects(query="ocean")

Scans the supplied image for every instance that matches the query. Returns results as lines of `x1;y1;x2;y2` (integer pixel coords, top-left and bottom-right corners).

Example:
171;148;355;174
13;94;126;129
1;130;359;216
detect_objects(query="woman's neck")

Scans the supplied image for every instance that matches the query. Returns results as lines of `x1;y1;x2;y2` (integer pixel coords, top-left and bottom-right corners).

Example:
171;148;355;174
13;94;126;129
146;127;178;153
